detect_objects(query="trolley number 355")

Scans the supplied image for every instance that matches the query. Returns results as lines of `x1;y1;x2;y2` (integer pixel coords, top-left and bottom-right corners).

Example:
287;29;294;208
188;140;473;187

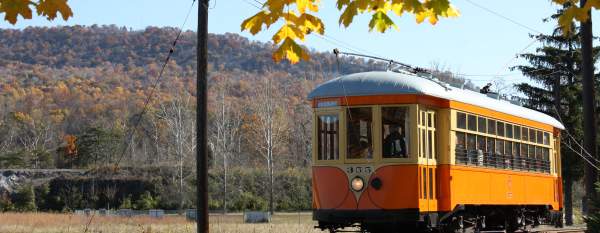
346;166;373;174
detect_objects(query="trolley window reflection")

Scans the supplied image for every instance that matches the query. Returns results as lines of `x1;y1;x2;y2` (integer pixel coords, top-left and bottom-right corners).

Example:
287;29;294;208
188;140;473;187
317;114;339;161
347;107;373;159
382;107;409;158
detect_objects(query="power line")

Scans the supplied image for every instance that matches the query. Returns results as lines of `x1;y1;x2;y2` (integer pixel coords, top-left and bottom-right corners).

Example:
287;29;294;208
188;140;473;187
496;38;539;76
462;0;543;34
114;0;197;168
240;0;261;9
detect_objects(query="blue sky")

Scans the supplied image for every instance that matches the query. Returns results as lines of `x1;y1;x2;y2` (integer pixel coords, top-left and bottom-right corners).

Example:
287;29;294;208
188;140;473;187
1;0;599;89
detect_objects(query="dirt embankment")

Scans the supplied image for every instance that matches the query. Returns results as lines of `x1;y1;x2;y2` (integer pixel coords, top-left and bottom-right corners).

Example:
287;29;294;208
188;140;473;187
0;169;87;194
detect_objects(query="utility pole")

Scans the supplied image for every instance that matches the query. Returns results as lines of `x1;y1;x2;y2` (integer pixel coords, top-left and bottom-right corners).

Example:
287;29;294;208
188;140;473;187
197;0;209;232
580;0;597;216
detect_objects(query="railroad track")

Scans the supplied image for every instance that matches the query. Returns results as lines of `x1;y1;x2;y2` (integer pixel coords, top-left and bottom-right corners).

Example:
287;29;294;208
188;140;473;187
529;227;586;233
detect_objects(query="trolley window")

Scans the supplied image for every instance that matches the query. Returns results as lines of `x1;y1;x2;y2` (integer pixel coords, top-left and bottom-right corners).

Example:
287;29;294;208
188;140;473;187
506;124;513;138
317;114;339;161
347;107;373;159
486;137;495;154
497;122;505;137
543;132;550;145
514;126;521;140
467;114;477;131
478;117;486;133
488;119;496;135
513;142;520;157
529;129;536;143
382;107;409;158
457;112;466;129
467;134;476;152
477;135;486;151
456;132;466;150
505;141;513;157
496;139;504;155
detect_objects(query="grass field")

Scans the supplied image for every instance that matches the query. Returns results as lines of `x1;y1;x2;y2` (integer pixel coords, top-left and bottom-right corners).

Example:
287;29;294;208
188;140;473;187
0;212;323;233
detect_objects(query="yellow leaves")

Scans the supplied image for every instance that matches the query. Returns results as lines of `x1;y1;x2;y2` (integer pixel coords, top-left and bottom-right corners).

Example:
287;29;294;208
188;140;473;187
273;38;310;63
0;0;32;24
339;1;359;27
64;134;77;157
273;24;304;44
551;0;600;34
242;0;322;64
369;11;397;32
241;11;275;35
296;0;319;13
242;0;461;64
12;111;33;124
0;0;72;24
36;0;73;21
338;0;459;32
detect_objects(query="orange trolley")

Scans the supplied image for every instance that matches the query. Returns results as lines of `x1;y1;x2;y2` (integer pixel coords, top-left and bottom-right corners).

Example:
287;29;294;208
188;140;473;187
309;71;564;232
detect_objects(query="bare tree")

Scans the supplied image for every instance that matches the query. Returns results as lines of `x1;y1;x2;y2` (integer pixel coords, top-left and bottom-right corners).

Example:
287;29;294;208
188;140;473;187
157;90;196;211
245;74;289;214
209;78;242;214
103;185;118;209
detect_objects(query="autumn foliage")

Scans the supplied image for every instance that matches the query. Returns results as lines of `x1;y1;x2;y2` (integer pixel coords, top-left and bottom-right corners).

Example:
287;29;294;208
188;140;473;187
0;0;72;24
242;0;459;64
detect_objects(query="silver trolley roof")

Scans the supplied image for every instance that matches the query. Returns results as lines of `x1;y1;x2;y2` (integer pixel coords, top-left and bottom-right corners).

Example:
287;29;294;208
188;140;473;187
308;71;565;130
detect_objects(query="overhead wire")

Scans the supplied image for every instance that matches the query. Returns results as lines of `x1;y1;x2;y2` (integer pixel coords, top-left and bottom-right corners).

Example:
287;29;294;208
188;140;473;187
461;0;547;83
241;0;262;9
462;0;544;35
552;106;600;167
113;0;197;168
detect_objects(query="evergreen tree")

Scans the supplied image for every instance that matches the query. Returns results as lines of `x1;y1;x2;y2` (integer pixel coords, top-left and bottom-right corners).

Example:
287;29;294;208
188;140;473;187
587;182;600;233
13;185;36;212
513;6;599;225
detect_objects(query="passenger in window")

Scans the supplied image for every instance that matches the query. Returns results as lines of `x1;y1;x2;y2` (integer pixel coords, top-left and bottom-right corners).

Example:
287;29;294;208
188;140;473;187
383;125;407;158
358;138;373;159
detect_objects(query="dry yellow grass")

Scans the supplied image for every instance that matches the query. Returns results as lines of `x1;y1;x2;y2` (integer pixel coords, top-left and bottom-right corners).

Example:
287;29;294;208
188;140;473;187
0;212;323;233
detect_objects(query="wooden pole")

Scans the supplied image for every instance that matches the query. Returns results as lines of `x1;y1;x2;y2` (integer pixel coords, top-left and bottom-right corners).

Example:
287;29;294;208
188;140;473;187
197;0;209;232
580;0;597;216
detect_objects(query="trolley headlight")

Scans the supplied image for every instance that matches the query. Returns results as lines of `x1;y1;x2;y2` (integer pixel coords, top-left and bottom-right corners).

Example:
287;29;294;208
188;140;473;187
351;176;365;192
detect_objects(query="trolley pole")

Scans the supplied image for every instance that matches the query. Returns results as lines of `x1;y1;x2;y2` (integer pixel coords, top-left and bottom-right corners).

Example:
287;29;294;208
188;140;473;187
197;0;209;232
580;0;597;216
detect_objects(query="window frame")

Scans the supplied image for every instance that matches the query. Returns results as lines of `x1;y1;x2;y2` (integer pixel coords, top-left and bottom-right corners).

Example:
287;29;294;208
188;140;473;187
452;110;555;173
345;106;376;163
380;104;417;163
313;107;344;165
381;105;412;160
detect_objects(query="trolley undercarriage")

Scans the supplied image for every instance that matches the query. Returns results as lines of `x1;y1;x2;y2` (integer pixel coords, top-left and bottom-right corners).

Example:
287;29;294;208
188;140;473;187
315;205;563;233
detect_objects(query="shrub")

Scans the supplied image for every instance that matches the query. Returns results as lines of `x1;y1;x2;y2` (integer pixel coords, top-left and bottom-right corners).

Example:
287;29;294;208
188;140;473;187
119;196;133;209
13;185;36;212
134;191;158;210
0;192;14;211
585;182;600;233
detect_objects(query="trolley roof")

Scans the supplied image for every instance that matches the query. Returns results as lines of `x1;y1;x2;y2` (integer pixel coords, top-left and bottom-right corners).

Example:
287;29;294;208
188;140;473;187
308;71;565;130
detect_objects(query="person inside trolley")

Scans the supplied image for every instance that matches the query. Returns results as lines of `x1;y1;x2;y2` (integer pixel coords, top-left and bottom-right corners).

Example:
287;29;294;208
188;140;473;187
383;125;407;158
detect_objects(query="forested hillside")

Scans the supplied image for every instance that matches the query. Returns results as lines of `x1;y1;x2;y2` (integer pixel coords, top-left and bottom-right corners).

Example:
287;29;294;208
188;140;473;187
0;26;473;212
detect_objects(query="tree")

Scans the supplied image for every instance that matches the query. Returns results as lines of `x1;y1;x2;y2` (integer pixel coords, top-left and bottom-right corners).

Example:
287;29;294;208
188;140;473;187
586;182;600;232
13;184;36;212
75;126;123;168
0;0;73;24
513;6;600;224
158;90;196;211
244;73;289;214
242;0;459;64
208;75;242;214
